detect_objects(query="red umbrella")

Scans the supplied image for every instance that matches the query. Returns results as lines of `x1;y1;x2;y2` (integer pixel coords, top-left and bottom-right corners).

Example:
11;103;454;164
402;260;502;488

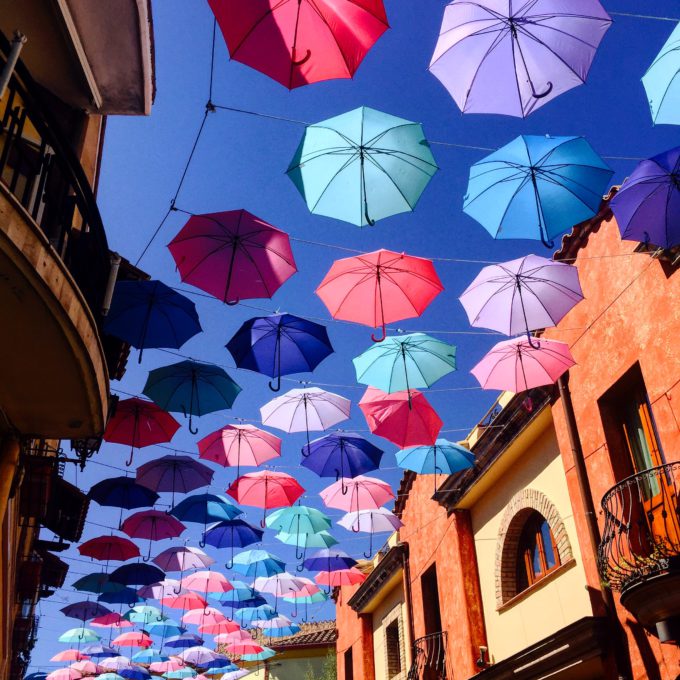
315;568;366;587
208;0;389;90
160;592;208;611
168;210;297;306
227;470;305;527
103;397;180;466
112;631;152;648
358;387;442;448
78;536;140;563
316;249;443;342
121;510;186;560
90;613;133;628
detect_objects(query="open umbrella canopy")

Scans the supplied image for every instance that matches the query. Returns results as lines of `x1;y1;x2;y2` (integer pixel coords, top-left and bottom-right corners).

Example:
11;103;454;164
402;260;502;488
240;647;276;662
252;572;308;598
137;455;214;494
80;644;115;658
58;628;100;644
197;619;240;635
301;432;383;482
177;647;218;667
120;668;151;680
168;209;297;305
110;563;165;587
338;507;403;534
643;22;680;126
430;0;612;117
170;493;241;524
181;571;232;594
315;567;367;587
316;249;443;341
51;650;90;662
161;592;208;611
91;612;133;628
69;660;99;675
208;580;263;606
122;605;164;625
72;573;126;595
396;439;475;476
137;578;182;599
231;550;286;579
46;670;82;680
78;536;140;562
181;608;228;627
112;632;152;648
464;135;613;246
202;519;264;551
60;601;111;621
288;107;438;227
233;604;278;627
88;477;159;510
145;619;185;638
98;587;143;606
153;546;215;572
302;548;357;572
227;471;305;513
275;530;338;550
130;648;167;664
265;506;331;535
320;475;394;512
120;511;185;547
165;633;204;649
353;333;456;393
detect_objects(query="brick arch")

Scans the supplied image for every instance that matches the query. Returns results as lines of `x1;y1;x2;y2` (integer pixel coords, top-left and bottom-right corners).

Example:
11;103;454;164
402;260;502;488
495;489;573;606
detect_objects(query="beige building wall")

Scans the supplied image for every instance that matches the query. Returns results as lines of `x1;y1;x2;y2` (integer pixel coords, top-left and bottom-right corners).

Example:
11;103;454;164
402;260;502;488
471;415;593;663
371;580;410;680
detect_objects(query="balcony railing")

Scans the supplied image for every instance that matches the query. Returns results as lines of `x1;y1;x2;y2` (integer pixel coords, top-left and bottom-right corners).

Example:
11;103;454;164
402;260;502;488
407;631;450;680
598;462;680;591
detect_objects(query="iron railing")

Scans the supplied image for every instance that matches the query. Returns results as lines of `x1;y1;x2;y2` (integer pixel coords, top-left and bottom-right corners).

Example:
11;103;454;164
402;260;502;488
407;631;450;680
598;462;680;591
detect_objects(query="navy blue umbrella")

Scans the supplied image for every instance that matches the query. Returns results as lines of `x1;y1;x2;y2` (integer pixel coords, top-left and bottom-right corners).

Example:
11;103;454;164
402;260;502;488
202;519;264;568
98;588;143;606
60;601;112;621
104;279;202;362
226;313;333;392
302;548;357;572
109;562;166;586
89;476;159;510
301;432;383;493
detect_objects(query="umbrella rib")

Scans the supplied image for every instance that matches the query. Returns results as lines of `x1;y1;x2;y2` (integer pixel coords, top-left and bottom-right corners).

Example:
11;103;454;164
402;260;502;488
309;154;361;213
363;153;418;210
227;0;290;59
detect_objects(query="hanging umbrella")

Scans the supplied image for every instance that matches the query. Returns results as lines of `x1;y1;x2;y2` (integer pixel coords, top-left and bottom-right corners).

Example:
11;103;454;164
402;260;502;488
178;647;218;667
170;493;241;524
110;563;165;587
255;618;301;639
353;334;456;397
643;22;680;126
58;628;100;644
46;671;82;680
253;572;308;610
471;336;575;392
265;506;331;538
120;668;151;680
78;536;140;563
98;658;132;670
143;360;242;434
338;507;403;533
120;511;185;560
168;209;297;306
136;455;214;505
181;608;227;628
165;634;204;649
320;475;394;516
202;519;264;568
181;571;232;594
301;433;383;489
213;630;253;645
80;644;116;658
51;650;90;662
459;254;584;342
240;647;276;663
610;145;680;250
137;579;182;599
225;640;264;657
315;567;366;587
208;581;264;608
122;605;164;625
69;661;99;675
111;632;152;648
161;592;208;611
220;671;249;680
288;107;438;227
260;387;351;449
145;618;184;638
103;280;201;362
198;425;281;479
103;398;180;466
358;387;442;448
153;547;214;573
231;550;286;579
233;605;277;628
302;548;357;572
88;477;159;510
165;670;197;680
464;135;613;247
227;471;305;527
430;0;612;117
316;249;443;342
90;612;133;628
98;587;142;606
275;530;337;551
197;619;240;635
130;648;167;664
72;574;125;596
227;314;334;392
60;601;111;621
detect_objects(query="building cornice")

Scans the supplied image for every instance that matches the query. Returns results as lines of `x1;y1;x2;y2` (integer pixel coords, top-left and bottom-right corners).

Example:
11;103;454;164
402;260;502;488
347;544;406;613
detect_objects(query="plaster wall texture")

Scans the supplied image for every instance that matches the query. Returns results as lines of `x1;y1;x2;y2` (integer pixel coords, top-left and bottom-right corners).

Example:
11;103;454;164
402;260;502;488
371;581;409;680
336;582;375;680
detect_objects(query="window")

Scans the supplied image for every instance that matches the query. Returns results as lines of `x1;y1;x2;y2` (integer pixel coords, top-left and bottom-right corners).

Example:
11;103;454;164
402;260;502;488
516;511;561;593
420;563;442;635
344;647;354;680
385;618;403;678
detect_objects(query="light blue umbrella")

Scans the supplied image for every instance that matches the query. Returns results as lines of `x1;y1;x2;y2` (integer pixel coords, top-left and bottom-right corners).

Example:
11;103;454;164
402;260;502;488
58;627;100;644
643;22;680;125
287;106;438;226
234;604;278;627
464;135;613;247
164;670;197;680
240;647;276;662
131;648;168;664
353;333;456;395
231;549;286;578
275;530;338;551
396;439;475;488
144;618;184;638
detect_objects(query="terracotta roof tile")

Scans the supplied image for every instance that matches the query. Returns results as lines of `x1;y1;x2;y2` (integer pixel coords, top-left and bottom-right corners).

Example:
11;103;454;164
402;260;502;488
253;621;337;649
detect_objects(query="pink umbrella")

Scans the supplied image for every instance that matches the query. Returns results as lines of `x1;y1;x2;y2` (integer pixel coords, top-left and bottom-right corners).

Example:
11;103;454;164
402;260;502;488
137;579;182;599
46;670;82;680
198;424;281;478
198;619;240;635
112;632;152;648
214;630;254;645
120;510;185;559
153;546;214;572
181;571;233;594
315;568;366;587
227;471;304;527
181;607;227;627
51;650;89;662
471;337;575;393
227;641;264;656
168;209;297;305
161;592;208;611
90;613;133;628
320;475;394;514
150;658;186;673
69;660;99;675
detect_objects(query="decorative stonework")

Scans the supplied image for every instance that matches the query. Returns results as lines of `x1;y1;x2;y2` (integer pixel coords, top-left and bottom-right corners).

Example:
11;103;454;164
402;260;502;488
494;489;573;607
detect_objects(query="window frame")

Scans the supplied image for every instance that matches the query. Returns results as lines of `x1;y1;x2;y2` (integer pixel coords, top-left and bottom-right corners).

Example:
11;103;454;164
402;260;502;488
516;511;561;594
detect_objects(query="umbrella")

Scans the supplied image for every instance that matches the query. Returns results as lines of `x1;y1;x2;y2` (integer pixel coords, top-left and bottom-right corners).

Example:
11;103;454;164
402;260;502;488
168;209;297;306
288;107;438;227
136;455;214;505
213;630;253;645
220;671;249;680
208;0;388;89
198;424;281;479
69;661;99;675
88;477;159;510
103;280;201;362
161;592;208;611
170;493;241;524
111;632;152;648
358;387;442;448
90;612;133;628
240;647;276;662
227;314;333;392
255;618;301;639
253;572;308;609
233;605;277;628
430;0;612;117
227;471;305;527
51;650;90;662
72;574;125;595
353;334;456;397
643;22;680;126
338;507;403;533
275;530;338;550
231;550;286;580
464;135;613;247
197;619;240;635
301;433;383;489
181;571;232;594
208;581;264;608
315;567;366;587
316;249;443;342
165;634;204;649
149;658;186;674
610;145;680;250
120;511;185;560
471;336;575;392
78;536;140;563
260;387;351;449
153;547;214;573
143;360;242;434
302;548;357;572
46;671;81;680
110;563;165;587
59;628;100;644
265;506;331;536
181;608;227;628
79;644;115;658
103;398;180;466
202;519;264;568
98;587;142;606
177;647;218;667
165;671;197;680
122;605;164;625
320;475;394;515
137;579;182;599
60;601;111;621
459;254;584;343
145;619;184;638
120;668;151;680
130;648;167;664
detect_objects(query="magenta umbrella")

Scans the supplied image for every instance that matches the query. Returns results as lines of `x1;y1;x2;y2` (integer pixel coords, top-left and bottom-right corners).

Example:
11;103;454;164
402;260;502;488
471;337;575;393
136;455;214;505
120;511;186;560
168;209;297;306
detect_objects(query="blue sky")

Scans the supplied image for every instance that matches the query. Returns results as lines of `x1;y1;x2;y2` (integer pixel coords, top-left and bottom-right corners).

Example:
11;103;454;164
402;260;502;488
30;0;680;671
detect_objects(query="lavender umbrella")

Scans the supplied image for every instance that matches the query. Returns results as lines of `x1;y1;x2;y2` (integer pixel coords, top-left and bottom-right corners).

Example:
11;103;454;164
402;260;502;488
429;0;612;117
610;145;680;250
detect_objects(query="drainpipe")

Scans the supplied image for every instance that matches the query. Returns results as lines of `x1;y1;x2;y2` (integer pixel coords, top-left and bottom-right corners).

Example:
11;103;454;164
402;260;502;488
557;373;630;680
401;542;417;662
0;31;27;100
101;252;122;316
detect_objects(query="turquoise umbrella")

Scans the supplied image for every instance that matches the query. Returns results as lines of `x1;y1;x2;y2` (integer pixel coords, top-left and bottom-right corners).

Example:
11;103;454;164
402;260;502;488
353;333;456;397
464;135;613;247
58;627;100;644
275;530;338;551
164;671;197;680
231;549;286;579
240;647;276;662
287;106;438;226
131;648;168;664
265;506;331;536
643;22;680;125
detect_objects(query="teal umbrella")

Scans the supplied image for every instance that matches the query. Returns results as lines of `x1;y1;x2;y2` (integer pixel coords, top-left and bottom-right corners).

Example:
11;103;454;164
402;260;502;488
643;22;680;125
353;333;456;397
72;573;126;595
275;530;338;551
240;647;276;662
287;106;438;226
58;627;100;644
123;605;164;625
265;506;331;535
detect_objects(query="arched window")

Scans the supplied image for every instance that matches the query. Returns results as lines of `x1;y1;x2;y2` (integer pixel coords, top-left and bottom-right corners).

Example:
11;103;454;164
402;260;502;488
516;511;561;593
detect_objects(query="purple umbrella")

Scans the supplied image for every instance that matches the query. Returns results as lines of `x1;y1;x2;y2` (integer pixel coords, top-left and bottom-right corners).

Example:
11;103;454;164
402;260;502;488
137;579;183;600
611;145;680;250
459;254;583;345
153;547;215;572
429;0;612;117
60;601;112;621
136;455;214;505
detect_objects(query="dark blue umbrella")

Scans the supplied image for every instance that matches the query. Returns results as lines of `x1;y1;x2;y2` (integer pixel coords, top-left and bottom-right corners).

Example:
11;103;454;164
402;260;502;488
89;476;159;509
143;360;242;434
202;519;264;568
104;279;202;362
72;573;127;595
302;548;357;572
301;432;383;493
226;314;333;392
165;633;204;649
60;601;112;621
109;563;166;587
120;667;151;680
170;493;242;524
98;587;143;606
25;674;47;680
80;643;116;657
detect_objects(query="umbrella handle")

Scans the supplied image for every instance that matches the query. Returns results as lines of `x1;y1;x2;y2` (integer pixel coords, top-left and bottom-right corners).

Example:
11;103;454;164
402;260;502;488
364;530;374;559
531;80;553;100
126;446;135;467
292;48;311;66
172;583;183;595
295;561;305;573
291;602;298;618
539;232;555;249
371;323;386;343
525;331;541;350
199;537;207;548
225;297;240;306
188;413;198;435
268;375;282;392
295;545;305;561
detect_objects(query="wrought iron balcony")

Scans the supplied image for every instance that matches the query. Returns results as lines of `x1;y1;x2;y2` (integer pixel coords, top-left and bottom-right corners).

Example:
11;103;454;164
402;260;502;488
598;462;680;592
407;631;450;680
